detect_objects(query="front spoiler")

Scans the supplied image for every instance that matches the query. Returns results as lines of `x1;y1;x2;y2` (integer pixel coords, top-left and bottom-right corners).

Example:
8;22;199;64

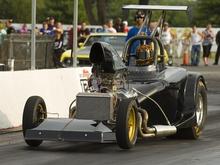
25;118;116;143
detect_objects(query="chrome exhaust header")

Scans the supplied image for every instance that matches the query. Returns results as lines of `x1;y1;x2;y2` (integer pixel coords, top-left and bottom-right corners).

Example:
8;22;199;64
138;109;177;138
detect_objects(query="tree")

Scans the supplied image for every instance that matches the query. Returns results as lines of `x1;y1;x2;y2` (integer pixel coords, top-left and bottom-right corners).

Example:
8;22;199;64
83;0;97;24
139;0;149;5
96;0;106;25
83;0;107;25
195;0;220;26
0;0;31;23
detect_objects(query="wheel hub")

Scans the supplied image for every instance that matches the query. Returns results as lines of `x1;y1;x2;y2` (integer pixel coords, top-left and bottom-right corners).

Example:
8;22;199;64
128;107;136;141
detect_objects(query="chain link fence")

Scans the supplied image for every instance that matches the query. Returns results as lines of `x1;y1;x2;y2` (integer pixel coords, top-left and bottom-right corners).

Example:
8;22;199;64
0;34;54;71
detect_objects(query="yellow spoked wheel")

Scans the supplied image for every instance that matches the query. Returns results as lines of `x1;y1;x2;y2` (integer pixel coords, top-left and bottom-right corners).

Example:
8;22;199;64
116;99;138;149
128;107;136;142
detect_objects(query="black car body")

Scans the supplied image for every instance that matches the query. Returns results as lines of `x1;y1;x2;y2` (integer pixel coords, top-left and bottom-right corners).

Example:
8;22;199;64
22;5;207;150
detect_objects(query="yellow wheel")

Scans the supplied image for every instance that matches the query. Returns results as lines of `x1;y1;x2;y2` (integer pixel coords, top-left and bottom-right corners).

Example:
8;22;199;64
116;99;138;149
128;107;136;141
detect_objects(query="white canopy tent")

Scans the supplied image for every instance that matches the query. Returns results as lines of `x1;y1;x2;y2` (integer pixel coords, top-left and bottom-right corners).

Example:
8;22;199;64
31;0;78;69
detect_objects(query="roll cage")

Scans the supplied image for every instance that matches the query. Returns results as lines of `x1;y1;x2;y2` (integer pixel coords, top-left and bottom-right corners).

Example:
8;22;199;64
122;5;188;68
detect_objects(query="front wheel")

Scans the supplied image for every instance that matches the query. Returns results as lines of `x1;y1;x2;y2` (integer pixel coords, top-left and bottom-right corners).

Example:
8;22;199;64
61;58;73;67
22;96;47;147
116;99;138;149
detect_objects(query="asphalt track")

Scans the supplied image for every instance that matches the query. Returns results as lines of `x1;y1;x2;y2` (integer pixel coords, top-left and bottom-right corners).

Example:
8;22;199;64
0;63;220;165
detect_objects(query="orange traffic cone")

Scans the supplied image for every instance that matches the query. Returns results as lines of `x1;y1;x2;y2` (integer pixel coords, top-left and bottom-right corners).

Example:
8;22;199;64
182;52;189;65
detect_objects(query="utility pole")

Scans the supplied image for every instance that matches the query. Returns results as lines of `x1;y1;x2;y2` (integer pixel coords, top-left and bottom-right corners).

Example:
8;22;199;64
72;0;78;67
31;0;36;70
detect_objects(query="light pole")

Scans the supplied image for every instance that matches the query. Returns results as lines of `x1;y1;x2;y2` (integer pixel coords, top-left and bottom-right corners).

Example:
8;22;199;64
31;0;36;70
72;0;78;67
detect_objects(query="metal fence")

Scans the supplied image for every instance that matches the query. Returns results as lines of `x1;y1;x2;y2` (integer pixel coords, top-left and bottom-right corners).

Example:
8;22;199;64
0;34;54;71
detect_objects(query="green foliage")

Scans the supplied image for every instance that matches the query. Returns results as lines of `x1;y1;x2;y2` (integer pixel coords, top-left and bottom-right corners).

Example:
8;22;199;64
0;0;219;27
0;0;87;24
195;0;220;27
0;0;31;23
38;0;87;24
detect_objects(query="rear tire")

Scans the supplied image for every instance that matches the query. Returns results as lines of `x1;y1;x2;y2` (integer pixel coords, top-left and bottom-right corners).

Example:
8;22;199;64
116;99;138;149
22;96;47;147
176;80;207;139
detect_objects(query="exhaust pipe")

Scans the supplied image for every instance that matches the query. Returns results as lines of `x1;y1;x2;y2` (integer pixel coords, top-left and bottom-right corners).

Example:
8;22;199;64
138;108;177;138
152;125;177;137
138;113;155;138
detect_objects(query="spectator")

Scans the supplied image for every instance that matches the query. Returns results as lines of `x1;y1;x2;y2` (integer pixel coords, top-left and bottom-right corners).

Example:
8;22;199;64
35;27;40;35
148;21;159;38
98;24;108;33
67;27;73;49
5;19;15;34
188;25;203;66
0;21;7;45
53;22;64;68
55;22;64;35
114;17;123;32
20;23;29;34
78;22;90;43
161;22;174;61
180;28;190;62
170;28;179;58
213;30;220;65
122;21;129;33
202;23;214;66
106;19;117;33
48;16;55;31
39;21;54;36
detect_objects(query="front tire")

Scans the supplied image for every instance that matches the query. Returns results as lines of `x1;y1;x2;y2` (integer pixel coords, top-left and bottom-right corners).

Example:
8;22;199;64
61;58;73;67
176;80;207;139
116;99;138;149
22;96;47;147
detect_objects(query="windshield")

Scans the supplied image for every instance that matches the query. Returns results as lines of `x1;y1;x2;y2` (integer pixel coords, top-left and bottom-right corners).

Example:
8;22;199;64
84;35;126;48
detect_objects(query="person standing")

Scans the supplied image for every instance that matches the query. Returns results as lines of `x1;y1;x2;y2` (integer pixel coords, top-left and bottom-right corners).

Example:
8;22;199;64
113;17;123;32
122;21;129;33
5;19;15;34
20;23;29;34
180;29;191;65
53;22;64;68
213;30;220;65
189;25;203;66
161;22;174;65
78;22;90;43
0;21;7;45
202;24;214;66
48;16;55;31
39;21;53;36
106;19;117;33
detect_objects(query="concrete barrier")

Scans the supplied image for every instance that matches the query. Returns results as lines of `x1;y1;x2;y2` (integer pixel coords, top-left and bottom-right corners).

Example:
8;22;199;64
0;67;91;129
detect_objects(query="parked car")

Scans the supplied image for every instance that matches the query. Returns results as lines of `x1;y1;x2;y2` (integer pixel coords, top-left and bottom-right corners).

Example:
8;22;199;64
60;33;127;67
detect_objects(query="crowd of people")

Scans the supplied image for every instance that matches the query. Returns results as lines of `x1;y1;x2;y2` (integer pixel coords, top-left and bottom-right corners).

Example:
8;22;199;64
179;24;220;66
0;15;220;67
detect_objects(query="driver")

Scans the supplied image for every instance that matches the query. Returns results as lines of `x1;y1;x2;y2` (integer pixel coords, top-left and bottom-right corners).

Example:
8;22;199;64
126;10;151;66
